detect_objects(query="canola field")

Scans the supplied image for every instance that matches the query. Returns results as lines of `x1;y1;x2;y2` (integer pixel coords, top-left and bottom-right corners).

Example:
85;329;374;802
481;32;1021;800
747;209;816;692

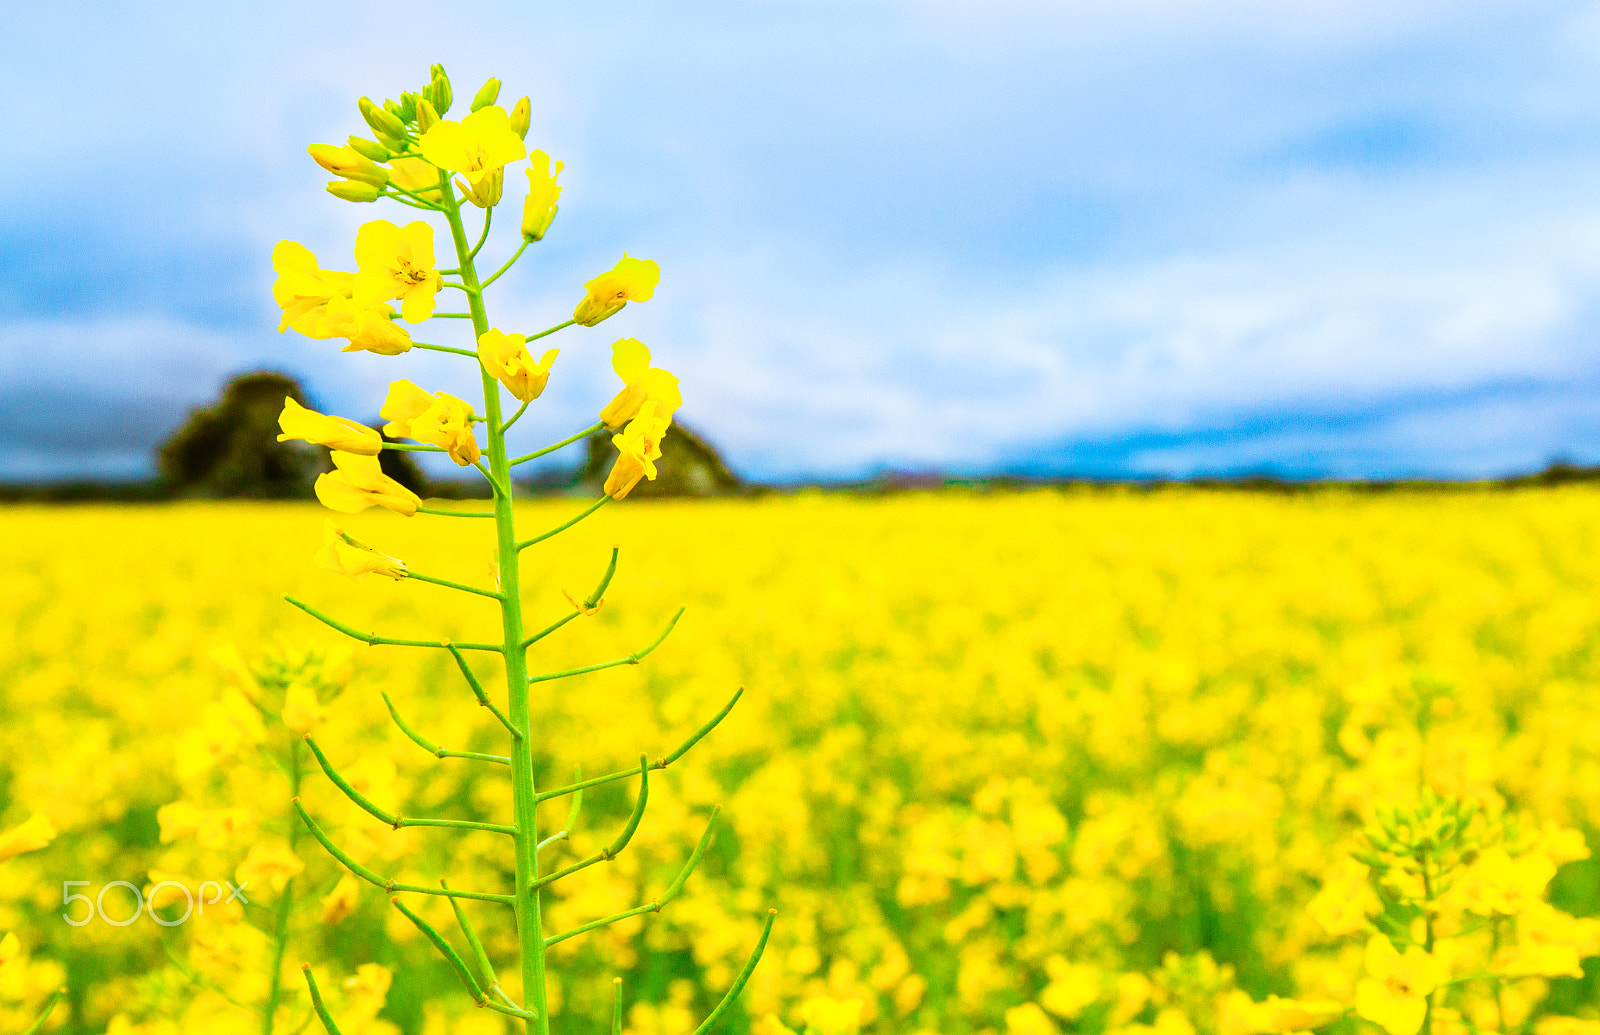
0;488;1597;1035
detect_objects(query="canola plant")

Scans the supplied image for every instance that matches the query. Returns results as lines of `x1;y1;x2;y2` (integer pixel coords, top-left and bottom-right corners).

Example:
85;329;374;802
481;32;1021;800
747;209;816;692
0;483;1597;1034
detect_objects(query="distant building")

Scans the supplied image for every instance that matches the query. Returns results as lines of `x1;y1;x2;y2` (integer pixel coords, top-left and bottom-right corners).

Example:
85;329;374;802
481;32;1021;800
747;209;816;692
578;421;742;498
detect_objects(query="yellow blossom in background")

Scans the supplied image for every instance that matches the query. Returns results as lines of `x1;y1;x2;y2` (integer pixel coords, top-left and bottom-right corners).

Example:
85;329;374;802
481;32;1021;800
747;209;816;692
521;149;563;240
276;397;382;455
1006;1002;1061;1035
314;451;421;516
1355;936;1444;1035
1454;848;1555;916
352;219;441;323
156;802;203;843
1257;996;1343;1033
380;379;480;466
1039;958;1101;1020
1495;901;1598;978
316;520;407;580
0;813;55;862
418;104;526;207
320;875;361;925
478;328;558;401
799;996;863;1035
574;254;660;326
0;933;18;969
601;337;682;429
236;841;305;895
280;681;326;735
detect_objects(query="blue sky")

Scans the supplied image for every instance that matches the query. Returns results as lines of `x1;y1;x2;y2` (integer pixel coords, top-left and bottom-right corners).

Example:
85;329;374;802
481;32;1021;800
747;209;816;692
6;1;1600;482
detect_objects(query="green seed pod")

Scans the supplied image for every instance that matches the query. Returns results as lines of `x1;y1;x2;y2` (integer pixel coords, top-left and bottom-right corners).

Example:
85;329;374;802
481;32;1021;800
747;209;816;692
470;77;501;113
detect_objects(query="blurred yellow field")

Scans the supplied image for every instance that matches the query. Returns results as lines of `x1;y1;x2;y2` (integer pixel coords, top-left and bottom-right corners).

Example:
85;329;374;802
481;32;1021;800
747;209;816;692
0;488;1597;1034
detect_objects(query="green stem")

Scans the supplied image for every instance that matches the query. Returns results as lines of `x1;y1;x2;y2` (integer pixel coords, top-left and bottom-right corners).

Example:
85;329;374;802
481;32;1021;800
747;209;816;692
301;967;345;1035
284;595;501;652
432;312;474;319
524;318;577;343
383;442;446;453
408;570;503;599
500;399;531;434
509;423;605;467
481;239;529;289
383;690;511;765
416;506;496;519
515;495;610;547
410;341;480;357
439;167;551;1035
469;206;493;260
294;800;513;903
534;688;742;802
263;740;304;1035
688;911;777;1035
446;644;522;738
526;608;683;684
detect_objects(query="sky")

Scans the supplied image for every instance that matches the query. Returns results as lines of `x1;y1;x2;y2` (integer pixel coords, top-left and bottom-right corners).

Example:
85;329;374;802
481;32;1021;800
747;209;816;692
5;0;1600;482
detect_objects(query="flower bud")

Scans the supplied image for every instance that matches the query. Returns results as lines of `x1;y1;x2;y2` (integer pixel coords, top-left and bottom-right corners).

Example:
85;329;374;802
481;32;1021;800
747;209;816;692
470;77;501;113
509;96;531;140
395;93;419;122
327;180;381;203
426;63;452;114
359;96;409;144
415;96;439;133
308;143;390;186
347;135;391;163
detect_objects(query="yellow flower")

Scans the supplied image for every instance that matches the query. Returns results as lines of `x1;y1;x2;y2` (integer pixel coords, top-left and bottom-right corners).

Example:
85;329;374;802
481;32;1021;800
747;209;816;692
387;156;444;204
1307;858;1378;937
521;149;563;241
604;402;672;500
314;451;421;516
276;397;381;455
313;294;414;355
1006;1003;1061;1035
1040;958;1101;1020
271;240;356;333
0;813;56;862
380;379;481;466
478;328;559;402
418;105;526;207
317;520;407;580
800;997;864;1035
1455;848;1555;916
280;681;326;736
1257;996;1343;1033
600;338;683;429
0;932;17;969
573;254;660;326
352;219;441;324
320;874;360;924
1496;901;1597;978
1354;936;1444;1035
156;801;204;842
236;841;304;894
342;963;393;1020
